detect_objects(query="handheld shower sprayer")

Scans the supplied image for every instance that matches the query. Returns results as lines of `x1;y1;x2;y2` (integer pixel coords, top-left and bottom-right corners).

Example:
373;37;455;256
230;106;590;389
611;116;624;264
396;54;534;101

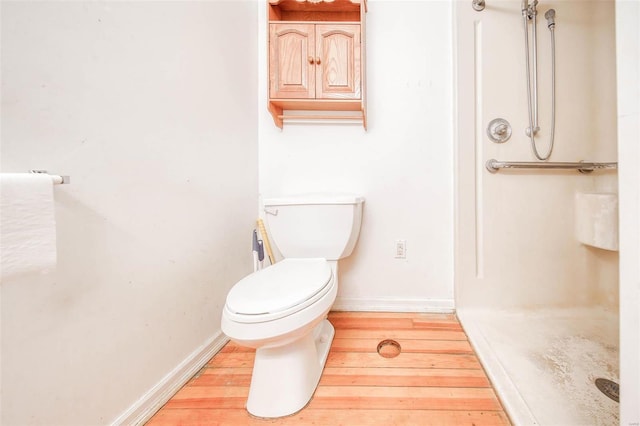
545;9;556;28
523;0;538;18
522;4;557;160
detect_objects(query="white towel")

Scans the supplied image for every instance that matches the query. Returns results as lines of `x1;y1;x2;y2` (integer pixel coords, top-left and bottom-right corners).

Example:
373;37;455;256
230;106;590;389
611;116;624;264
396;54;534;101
1;173;57;281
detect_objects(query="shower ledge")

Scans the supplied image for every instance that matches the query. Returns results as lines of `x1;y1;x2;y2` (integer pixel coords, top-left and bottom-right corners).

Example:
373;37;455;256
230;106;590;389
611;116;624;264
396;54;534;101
457;308;539;426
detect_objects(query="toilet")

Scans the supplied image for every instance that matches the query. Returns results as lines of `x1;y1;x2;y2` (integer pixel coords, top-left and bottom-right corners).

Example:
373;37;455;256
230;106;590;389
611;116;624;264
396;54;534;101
221;193;364;418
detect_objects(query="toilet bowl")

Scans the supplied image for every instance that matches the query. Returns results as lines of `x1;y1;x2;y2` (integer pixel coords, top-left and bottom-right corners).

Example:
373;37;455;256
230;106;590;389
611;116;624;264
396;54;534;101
222;258;336;348
222;258;336;417
220;193;364;418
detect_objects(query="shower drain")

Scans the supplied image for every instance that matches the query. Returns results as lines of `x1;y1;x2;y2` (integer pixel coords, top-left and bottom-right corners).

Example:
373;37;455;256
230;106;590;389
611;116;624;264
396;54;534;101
595;378;619;402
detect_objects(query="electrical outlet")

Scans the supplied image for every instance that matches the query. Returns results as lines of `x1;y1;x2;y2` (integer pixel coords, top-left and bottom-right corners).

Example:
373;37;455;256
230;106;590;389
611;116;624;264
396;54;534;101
394;240;406;259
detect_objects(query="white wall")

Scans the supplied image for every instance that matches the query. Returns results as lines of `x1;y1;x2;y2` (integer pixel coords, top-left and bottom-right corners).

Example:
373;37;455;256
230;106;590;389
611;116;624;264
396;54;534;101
455;0;618;310
0;1;258;425
616;0;640;422
258;0;455;312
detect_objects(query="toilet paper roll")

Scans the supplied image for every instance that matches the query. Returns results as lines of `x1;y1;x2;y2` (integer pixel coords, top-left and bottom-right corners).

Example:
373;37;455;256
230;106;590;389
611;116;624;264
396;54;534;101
1;173;57;281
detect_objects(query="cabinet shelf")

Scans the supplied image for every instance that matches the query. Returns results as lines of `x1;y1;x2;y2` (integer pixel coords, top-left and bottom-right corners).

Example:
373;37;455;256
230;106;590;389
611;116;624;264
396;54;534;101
267;0;367;129
269;0;365;20
269;99;363;110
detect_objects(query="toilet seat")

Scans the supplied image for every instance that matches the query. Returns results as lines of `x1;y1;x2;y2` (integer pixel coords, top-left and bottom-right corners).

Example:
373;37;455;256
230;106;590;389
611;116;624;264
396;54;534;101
225;258;333;324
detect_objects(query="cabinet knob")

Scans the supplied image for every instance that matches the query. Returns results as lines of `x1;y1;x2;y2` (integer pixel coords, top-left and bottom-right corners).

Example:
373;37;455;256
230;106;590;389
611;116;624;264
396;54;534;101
315;57;321;65
308;56;314;64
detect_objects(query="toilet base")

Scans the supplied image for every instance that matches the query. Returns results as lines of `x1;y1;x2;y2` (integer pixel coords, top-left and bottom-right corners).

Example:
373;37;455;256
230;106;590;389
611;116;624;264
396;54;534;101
246;318;335;418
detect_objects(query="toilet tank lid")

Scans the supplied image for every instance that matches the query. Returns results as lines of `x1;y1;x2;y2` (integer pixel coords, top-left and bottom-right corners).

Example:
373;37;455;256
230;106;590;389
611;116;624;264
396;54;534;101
264;193;365;206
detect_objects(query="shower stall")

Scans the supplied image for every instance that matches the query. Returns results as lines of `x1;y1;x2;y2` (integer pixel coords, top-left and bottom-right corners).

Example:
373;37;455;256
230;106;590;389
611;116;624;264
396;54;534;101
454;0;620;424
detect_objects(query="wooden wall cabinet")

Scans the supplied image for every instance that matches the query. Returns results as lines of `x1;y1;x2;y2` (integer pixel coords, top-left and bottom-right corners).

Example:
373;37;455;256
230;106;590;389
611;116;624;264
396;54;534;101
267;0;367;129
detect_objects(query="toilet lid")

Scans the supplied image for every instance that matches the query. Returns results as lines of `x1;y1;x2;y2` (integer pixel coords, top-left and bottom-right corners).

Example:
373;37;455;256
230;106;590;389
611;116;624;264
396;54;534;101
226;258;332;316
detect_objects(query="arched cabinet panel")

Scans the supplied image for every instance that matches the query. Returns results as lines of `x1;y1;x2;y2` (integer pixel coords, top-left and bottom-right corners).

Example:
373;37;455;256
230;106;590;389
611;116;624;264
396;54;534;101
270;25;315;99
316;25;361;99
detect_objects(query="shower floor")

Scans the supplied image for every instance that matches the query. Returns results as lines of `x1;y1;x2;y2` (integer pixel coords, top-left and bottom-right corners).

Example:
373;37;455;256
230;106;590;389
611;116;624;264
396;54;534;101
458;307;619;425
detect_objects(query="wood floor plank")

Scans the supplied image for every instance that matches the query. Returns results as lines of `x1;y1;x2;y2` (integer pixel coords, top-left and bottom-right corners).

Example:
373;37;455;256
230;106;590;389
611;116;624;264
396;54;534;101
331;337;473;353
330;316;464;331
312;385;498;399
148;312;510;425
319;367;491;387
197;367;253;375
334;328;468;340
309;395;502;411
210;351;482;370
326;351;482;369
206;352;255;368
411;321;464;331
163;386;247;409
329;316;417;330
149;409;511;426
172;384;496;400
219;342;255;353
190;366;490;388
165;388;501;414
189;370;253;387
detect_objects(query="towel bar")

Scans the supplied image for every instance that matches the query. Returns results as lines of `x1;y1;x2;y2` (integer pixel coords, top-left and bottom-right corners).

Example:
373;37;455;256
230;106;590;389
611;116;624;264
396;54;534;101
29;170;70;184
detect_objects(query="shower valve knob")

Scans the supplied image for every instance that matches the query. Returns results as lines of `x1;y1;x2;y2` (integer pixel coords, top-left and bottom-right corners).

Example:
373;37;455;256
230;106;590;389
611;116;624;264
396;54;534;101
487;118;512;143
472;0;485;11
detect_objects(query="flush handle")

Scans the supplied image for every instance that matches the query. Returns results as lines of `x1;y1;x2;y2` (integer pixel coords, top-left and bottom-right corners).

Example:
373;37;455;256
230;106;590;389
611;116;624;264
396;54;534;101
264;207;279;216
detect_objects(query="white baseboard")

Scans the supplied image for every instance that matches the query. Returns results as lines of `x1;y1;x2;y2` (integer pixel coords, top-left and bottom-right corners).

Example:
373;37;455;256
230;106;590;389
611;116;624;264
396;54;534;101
110;331;230;426
332;296;455;313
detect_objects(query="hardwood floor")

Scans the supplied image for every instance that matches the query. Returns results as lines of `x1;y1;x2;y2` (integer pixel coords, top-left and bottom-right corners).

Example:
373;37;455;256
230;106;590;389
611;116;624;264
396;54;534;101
147;312;511;425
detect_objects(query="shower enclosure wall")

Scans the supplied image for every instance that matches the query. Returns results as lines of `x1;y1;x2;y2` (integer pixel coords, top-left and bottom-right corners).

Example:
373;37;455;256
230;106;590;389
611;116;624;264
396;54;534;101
455;1;618;424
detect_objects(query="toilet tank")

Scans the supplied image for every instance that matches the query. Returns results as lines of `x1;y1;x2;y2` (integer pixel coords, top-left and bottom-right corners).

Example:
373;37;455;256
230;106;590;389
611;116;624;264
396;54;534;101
263;194;364;261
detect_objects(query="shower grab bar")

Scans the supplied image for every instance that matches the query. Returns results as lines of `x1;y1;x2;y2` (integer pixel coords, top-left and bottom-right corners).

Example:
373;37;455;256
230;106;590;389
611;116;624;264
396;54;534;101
486;159;617;174
29;170;70;184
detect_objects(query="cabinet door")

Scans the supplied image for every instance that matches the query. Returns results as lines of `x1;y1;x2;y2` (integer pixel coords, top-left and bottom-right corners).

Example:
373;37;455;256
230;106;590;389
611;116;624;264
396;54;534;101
315;24;361;100
269;24;315;99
